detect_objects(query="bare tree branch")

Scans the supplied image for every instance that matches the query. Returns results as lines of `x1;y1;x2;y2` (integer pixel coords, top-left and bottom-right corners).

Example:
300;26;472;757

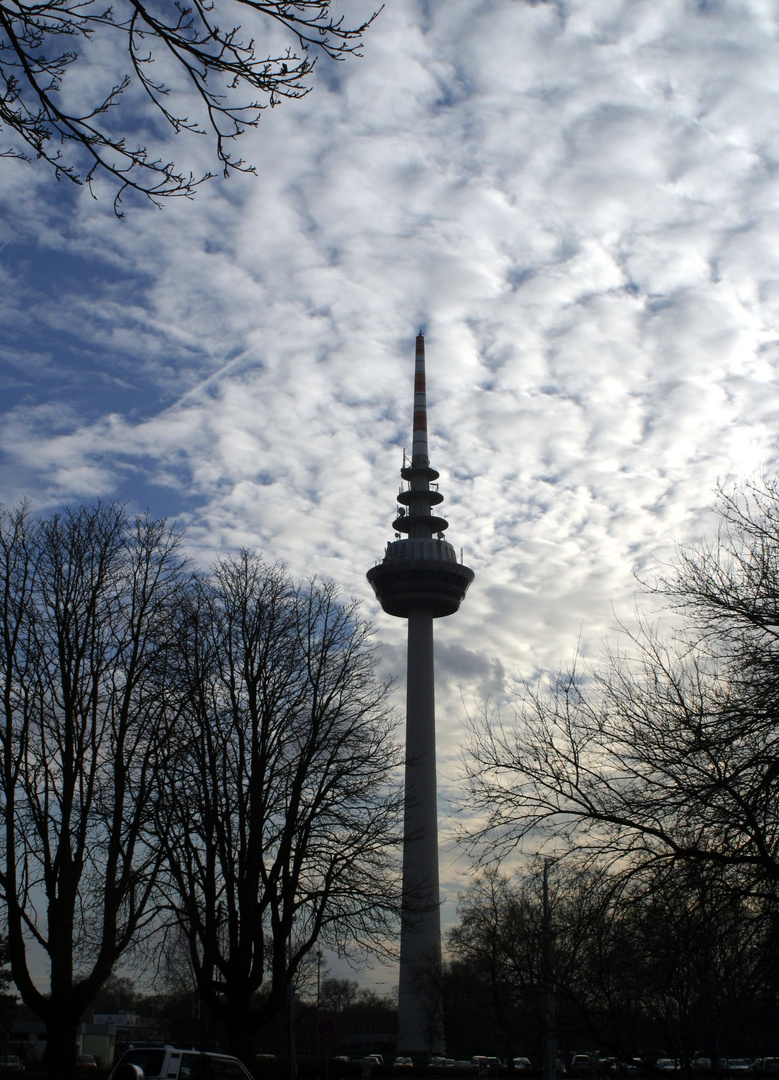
0;0;381;212
461;475;779;891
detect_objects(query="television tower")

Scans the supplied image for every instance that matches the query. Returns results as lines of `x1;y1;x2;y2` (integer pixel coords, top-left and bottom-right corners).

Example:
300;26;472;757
367;333;474;1055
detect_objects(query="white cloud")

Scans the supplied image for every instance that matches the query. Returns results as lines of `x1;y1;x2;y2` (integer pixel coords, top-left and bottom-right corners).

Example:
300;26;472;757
3;0;779;977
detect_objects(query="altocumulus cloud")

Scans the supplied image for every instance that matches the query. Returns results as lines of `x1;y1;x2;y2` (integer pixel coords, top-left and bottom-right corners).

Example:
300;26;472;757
2;0;779;947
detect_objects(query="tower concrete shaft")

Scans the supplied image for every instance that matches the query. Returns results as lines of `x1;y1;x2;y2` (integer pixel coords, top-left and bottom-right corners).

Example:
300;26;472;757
367;334;474;1055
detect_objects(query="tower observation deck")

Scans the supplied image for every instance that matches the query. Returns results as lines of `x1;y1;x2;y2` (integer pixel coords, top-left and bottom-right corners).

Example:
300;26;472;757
367;334;474;619
367;333;474;1055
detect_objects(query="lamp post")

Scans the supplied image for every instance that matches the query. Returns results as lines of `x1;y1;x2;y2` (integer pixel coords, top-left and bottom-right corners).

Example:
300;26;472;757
541;859;557;1080
317;950;323;1057
288;937;297;1080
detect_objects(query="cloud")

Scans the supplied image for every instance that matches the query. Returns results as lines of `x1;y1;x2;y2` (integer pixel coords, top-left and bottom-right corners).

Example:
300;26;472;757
3;0;779;971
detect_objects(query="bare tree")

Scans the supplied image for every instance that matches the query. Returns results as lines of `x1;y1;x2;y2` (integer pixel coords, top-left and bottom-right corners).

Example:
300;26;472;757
463;477;779;891
446;867;540;1065
160;551;402;1069
446;862;617;1062
320;977;359;1015
0;501;186;1080
580;864;779;1063
0;937;17;1034
445;860;779;1065
1;1;379;211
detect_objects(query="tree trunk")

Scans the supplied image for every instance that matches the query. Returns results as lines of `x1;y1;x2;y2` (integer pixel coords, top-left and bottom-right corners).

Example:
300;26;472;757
226;1007;261;1074
43;1005;80;1080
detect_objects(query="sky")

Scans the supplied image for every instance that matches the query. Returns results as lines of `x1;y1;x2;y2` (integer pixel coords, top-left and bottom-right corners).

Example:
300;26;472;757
2;0;779;993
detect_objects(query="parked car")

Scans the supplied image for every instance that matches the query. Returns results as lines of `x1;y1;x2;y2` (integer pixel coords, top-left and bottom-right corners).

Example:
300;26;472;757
656;1062;680;1073
513;1060;531;1073
727;1062;753;1076
109;1046;253;1079
609;1062;643;1077
394;1059;414;1071
691;1058;729;1074
77;1056;98;1074
571;1056;595;1077
0;1057;24;1075
471;1058;505;1076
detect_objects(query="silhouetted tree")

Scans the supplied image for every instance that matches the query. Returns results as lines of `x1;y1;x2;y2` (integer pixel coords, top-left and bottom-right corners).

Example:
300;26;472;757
563;862;779;1062
445;863;617;1062
0;501;186;1080
0;938;17;1041
92;974;143;1014
1;1;379;211
159;552;403;1069
463;476;779;891
447;868;542;1064
446;860;779;1065
320;978;360;1015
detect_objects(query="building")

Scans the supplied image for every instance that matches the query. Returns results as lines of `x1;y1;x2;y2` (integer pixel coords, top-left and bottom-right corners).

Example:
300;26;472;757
9;1005;118;1068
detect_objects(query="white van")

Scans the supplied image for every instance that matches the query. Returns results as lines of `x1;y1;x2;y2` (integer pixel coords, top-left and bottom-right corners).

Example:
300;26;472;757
109;1046;254;1079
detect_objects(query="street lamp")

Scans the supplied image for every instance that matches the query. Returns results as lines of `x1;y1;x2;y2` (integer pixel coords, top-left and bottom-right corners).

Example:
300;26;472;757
317;950;324;1057
542;859;557;1080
